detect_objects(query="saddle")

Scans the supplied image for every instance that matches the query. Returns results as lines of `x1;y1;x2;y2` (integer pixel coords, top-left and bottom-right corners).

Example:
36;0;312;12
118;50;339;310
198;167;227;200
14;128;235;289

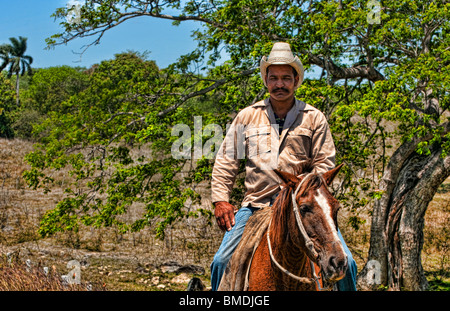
217;207;273;291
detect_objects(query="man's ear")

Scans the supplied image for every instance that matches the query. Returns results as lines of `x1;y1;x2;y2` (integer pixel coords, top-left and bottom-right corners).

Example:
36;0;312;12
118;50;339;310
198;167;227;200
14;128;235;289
274;169;300;188
294;74;300;87
322;163;344;186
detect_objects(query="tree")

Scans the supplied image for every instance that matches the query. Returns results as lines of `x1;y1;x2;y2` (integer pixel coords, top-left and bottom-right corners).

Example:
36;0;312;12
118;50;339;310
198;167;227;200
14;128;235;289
24;51;223;238
0;36;33;106
0;45;10;71
28;0;450;290
0;73;16;138
5;66;90;140
24;66;89;114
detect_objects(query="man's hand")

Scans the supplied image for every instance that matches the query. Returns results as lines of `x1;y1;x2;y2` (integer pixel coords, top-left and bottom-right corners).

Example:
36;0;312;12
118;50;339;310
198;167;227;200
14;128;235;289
214;201;236;231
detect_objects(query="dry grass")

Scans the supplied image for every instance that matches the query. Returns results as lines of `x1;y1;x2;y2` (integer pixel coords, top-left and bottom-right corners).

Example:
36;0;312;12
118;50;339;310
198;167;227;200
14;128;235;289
0;255;105;291
422;177;450;289
0;138;448;290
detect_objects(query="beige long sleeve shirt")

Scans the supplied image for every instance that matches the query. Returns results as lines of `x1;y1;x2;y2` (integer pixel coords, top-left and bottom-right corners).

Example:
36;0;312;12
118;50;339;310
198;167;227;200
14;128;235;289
211;97;336;208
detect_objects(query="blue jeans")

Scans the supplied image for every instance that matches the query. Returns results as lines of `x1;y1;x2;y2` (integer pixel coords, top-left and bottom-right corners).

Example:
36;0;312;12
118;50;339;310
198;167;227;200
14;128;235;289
210;206;357;291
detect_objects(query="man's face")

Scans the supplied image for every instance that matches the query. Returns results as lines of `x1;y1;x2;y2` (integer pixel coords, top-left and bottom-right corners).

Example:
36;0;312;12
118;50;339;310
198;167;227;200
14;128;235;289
265;65;299;103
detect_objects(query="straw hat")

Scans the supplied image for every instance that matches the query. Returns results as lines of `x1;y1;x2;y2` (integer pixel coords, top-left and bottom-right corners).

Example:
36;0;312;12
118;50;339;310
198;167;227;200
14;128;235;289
260;42;304;89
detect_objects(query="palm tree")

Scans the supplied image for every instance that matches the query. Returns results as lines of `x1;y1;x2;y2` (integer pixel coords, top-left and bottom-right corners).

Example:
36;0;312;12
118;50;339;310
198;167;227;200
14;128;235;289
0;45;10;71
0;36;33;105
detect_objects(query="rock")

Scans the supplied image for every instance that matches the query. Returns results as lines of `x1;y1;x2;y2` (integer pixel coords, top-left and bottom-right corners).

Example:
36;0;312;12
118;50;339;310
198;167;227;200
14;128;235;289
151;276;160;285
135;265;148;273
160;261;181;273
159;261;205;275
187;277;206;291
171;273;191;284
177;264;205;275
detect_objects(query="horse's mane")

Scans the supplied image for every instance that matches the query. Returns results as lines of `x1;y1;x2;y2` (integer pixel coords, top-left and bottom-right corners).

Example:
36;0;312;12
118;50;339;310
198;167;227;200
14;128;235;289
292;160;313;176
270;161;324;247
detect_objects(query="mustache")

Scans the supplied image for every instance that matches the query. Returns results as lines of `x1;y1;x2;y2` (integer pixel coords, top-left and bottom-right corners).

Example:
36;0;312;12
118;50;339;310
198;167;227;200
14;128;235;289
273;88;289;93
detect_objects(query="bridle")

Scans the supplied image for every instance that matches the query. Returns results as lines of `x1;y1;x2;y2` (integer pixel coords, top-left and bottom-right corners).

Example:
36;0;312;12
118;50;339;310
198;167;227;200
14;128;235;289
266;173;333;291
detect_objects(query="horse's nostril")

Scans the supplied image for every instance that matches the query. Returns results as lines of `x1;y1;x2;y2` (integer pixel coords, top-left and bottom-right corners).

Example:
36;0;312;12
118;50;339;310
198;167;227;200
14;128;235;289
343;256;348;270
329;256;347;271
329;256;338;269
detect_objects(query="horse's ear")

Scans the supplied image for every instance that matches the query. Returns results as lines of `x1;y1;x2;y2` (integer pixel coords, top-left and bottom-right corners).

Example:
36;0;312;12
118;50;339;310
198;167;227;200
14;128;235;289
274;169;300;188
322;163;344;186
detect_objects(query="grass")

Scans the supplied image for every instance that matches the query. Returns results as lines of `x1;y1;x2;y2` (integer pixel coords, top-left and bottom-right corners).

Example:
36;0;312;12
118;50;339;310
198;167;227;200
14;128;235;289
0;138;448;291
0;255;105;291
428;277;450;291
422;181;450;290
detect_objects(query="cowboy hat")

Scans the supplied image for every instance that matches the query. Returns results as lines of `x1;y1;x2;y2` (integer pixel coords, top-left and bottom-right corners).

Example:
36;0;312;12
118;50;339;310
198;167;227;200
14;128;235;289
260;42;304;89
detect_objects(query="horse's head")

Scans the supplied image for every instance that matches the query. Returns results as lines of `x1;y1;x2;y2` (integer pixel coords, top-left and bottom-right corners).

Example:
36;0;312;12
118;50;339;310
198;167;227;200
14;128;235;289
274;163;348;283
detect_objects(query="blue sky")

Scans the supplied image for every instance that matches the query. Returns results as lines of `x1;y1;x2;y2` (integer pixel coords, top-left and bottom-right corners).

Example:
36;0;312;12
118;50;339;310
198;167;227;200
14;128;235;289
0;0;200;69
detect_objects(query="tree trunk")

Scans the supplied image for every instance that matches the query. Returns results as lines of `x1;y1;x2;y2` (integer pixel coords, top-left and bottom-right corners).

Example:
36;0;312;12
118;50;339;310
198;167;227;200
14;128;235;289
357;140;450;291
15;73;20;106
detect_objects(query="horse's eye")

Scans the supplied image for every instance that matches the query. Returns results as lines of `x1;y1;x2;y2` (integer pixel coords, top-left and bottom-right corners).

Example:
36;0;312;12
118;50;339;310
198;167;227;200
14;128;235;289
300;204;312;215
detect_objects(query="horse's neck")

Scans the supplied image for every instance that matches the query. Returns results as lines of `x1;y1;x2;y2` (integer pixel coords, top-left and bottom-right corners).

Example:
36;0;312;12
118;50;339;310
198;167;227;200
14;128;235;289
269;221;314;290
271;227;309;270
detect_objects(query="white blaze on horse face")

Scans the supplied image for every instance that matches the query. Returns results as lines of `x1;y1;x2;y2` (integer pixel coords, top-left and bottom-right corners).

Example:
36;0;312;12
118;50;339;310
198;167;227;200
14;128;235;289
314;189;344;249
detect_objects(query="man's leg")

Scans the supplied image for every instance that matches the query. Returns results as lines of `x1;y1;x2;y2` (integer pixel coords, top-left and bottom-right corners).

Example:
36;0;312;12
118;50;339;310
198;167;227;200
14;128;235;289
210;206;257;291
336;229;358;291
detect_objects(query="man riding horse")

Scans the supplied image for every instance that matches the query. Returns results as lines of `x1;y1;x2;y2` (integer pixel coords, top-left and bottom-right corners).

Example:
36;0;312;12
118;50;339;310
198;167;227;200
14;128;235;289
210;42;357;291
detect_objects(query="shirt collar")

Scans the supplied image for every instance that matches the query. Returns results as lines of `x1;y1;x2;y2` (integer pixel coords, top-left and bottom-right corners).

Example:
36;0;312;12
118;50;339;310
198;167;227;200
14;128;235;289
253;97;314;111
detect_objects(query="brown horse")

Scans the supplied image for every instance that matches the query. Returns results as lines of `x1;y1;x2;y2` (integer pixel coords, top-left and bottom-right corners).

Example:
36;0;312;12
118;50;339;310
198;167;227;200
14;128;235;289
247;163;348;291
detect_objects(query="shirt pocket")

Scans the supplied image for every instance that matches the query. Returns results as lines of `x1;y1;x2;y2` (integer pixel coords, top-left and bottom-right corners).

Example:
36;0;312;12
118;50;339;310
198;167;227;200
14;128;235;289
245;125;272;159
286;127;312;160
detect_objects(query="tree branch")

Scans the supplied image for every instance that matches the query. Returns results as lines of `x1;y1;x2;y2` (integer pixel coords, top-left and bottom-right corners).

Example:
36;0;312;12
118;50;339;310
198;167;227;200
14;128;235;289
301;49;385;82
157;68;255;117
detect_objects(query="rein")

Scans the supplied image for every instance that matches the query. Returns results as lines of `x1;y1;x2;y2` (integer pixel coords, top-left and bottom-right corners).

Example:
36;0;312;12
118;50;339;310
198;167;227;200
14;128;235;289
266;173;332;291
